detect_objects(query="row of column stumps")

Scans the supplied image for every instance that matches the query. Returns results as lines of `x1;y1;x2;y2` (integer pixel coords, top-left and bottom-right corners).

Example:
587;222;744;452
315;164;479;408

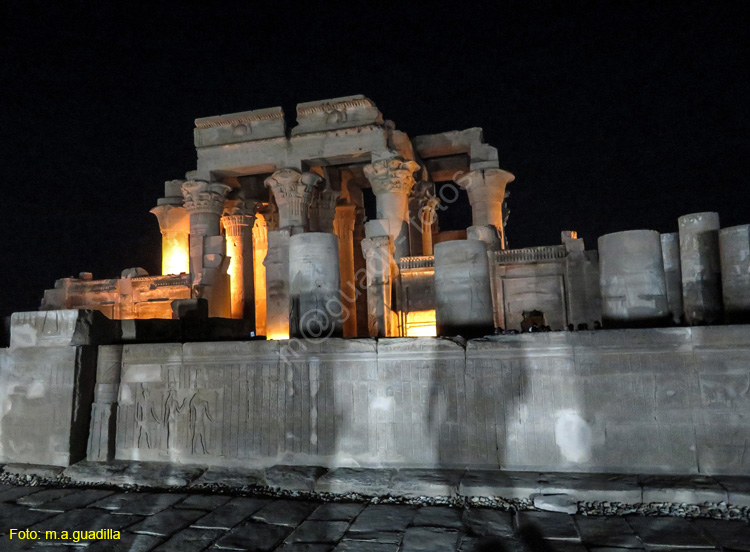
598;212;750;327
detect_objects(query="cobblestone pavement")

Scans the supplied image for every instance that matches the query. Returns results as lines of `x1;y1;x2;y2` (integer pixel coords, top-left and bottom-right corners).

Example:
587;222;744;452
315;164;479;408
1;484;750;551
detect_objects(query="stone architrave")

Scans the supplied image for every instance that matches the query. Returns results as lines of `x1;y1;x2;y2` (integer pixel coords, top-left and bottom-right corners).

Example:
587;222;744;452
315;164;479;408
334;203;358;337
456;168;515;249
221;200;258;320
264;169;322;231
361;236;397;337
252;214;269;336
87;345;123;461
181;180;231;317
364;155;420;262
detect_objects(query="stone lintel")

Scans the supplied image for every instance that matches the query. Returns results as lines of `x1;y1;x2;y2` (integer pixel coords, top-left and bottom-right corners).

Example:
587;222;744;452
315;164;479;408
194;106;285;148
292;95;383;135
412;127;485;159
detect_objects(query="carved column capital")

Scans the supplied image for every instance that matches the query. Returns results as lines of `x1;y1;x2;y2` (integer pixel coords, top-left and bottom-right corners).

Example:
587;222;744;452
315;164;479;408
150;204;190;234
264;169;322;229
221;199;259;237
181;180;231;215
310;186;341;233
455;168;514;232
364;157;420;196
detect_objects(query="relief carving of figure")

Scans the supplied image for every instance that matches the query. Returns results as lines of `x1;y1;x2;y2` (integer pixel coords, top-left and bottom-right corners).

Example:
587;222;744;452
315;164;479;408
162;389;186;450
189;390;214;454
135;384;159;449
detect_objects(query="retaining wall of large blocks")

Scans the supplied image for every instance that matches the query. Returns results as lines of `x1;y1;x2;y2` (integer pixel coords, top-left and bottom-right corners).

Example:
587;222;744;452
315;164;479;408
104;328;750;474
2;320;749;473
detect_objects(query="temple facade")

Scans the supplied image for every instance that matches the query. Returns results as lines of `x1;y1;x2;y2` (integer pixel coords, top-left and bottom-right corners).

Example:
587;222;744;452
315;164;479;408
37;95;750;336
38;95;607;337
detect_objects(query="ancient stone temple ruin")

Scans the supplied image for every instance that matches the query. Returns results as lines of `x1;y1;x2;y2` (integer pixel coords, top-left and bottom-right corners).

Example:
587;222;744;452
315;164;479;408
2;95;750;478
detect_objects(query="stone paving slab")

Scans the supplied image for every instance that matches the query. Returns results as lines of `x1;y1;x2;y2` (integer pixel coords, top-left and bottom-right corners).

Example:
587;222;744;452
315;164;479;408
214;521;291;551
714;475;750;507
85;531;165;551
191;497;271;530
314;468;398;495
400;526;460;552
29;488;114;512
0;503;57;533
174;493;232;511
2;464;65;479
459;470;540;499
276;544;334;552
390;469;463;498
190;466;267;488
0;486;43;503
252;500;320;527
285;520;349;543
694;518;750;550
625;515;715;548
153;527;225;551
462;508;515;538
266;466;328;492
332;540;399;551
639;474;729;505
307;503;365;521
15;488;79;508
516;510;580;541
539;473;643;504
347;504;417;534
111;492;187;515
128;507;206;536
411;506;464;528
574;515;642;548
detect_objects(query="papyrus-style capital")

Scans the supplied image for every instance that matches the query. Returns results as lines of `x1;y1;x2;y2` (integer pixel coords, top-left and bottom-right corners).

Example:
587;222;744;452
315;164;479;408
264;169;322;229
181;180;231;215
364;157;420;196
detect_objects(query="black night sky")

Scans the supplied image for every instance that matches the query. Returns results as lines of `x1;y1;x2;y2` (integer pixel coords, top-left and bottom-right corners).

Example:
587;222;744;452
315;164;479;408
1;2;748;320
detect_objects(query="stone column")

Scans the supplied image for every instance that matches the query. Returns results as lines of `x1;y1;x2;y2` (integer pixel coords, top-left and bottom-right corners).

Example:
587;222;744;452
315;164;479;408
150;180;190;275
334;203;358;337
221;200;257;320
598;230;670;327
252;214;269;336
87;345;122;462
456;168;515;249
361;236;397;338
720;224;750;323
420;196;440;256
309;185;341;233
264;228;291;339
364;155;420;261
434;239;494;338
181;180;231;317
264;168;322;232
289;233;342;339
661;232;684;325
679;212;723;325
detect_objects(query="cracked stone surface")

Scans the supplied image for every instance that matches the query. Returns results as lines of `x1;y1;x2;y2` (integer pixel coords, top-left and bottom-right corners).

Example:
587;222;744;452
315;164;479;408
0;482;749;551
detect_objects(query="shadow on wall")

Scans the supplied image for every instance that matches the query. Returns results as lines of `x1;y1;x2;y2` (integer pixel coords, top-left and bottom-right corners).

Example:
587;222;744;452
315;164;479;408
427;332;595;474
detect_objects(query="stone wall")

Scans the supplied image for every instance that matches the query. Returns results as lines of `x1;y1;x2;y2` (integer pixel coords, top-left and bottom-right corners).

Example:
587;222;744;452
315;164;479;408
104;329;750;475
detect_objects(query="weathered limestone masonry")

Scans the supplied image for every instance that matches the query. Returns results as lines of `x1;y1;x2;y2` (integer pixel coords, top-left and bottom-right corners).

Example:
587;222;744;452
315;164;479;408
0;311;99;466
105;331;750;474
